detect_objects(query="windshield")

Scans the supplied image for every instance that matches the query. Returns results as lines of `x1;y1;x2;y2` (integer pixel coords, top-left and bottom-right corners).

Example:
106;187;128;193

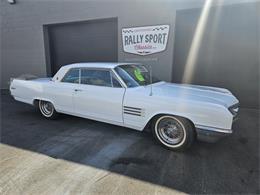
114;64;160;88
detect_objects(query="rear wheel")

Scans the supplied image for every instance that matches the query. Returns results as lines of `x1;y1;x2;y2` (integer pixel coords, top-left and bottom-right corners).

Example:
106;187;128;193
152;115;194;151
38;100;58;119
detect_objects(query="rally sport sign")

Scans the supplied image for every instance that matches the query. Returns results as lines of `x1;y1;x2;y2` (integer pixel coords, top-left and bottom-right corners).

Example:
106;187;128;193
122;25;169;56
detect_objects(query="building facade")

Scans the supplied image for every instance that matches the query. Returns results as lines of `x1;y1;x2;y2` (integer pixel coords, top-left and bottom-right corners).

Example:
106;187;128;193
1;0;259;108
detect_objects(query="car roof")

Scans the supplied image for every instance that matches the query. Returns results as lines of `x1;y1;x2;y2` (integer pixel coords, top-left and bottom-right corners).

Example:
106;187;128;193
63;62;141;69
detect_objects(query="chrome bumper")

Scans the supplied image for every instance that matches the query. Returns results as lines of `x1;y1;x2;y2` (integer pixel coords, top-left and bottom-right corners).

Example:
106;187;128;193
195;125;233;143
196;103;239;143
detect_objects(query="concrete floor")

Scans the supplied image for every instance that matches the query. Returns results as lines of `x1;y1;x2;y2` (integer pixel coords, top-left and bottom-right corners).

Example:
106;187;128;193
0;92;259;194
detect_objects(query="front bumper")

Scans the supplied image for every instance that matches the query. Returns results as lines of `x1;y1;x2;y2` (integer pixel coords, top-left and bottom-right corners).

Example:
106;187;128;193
196;103;239;143
195;125;232;143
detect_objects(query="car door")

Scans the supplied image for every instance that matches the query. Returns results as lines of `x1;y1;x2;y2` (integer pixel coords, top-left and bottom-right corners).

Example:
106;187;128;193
50;68;80;113
74;68;125;124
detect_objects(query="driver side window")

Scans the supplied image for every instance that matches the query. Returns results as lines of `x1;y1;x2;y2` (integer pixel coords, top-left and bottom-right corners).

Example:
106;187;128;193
61;68;80;84
81;69;112;87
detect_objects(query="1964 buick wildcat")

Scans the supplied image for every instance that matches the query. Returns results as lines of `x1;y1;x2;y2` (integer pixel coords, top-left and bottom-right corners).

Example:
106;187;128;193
10;63;239;150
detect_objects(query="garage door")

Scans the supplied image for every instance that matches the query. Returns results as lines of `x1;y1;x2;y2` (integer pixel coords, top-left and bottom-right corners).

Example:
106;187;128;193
172;3;259;108
44;18;118;75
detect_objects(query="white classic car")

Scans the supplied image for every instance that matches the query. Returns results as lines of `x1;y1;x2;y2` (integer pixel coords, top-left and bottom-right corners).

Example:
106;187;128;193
10;63;239;150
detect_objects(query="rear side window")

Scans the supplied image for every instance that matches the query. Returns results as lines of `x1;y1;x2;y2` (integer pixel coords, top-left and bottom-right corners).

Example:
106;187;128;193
81;69;112;87
62;68;80;83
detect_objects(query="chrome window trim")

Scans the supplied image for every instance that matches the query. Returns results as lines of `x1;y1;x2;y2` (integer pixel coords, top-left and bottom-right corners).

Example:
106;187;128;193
78;67;124;88
110;71;125;88
79;68;81;84
110;70;113;87
111;68;127;88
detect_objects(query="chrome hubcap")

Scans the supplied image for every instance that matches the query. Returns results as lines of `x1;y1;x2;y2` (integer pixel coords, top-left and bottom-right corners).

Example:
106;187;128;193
40;101;53;116
157;118;184;145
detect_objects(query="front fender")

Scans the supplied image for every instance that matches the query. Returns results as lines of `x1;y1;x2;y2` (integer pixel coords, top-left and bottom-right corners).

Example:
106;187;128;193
141;110;196;130
141;104;233;131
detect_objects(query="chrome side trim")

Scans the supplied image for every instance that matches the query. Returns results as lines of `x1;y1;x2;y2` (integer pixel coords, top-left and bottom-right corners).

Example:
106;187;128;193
124;106;142;110
195;124;232;134
124;112;141;116
123;106;144;117
124;109;141;113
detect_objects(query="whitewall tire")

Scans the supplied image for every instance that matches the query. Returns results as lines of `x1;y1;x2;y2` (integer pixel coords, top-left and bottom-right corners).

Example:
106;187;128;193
152;115;194;151
38;100;58;119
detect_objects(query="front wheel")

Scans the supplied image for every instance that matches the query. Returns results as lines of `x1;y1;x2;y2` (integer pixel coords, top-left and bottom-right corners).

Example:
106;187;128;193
152;115;195;151
38;100;58;119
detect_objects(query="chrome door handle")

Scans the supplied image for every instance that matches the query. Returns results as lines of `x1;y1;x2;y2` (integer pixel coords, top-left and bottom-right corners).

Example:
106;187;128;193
74;89;82;92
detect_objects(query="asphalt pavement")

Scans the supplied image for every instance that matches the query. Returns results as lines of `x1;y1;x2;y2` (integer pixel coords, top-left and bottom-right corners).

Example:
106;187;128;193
0;91;259;194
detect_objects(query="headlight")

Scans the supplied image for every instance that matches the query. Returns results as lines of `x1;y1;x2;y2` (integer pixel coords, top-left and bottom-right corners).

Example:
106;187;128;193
228;103;240;116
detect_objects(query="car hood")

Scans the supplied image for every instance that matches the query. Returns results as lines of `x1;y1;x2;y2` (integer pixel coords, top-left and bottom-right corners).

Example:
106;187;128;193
152;82;239;107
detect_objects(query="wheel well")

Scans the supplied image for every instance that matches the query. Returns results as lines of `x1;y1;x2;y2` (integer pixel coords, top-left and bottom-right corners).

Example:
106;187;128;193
33;99;40;107
144;114;196;134
33;99;57;111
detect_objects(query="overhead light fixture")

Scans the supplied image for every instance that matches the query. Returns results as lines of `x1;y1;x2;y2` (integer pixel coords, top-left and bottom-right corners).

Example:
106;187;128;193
7;0;16;4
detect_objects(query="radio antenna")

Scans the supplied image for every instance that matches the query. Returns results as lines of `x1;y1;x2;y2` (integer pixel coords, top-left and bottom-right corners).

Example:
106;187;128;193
149;65;153;96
